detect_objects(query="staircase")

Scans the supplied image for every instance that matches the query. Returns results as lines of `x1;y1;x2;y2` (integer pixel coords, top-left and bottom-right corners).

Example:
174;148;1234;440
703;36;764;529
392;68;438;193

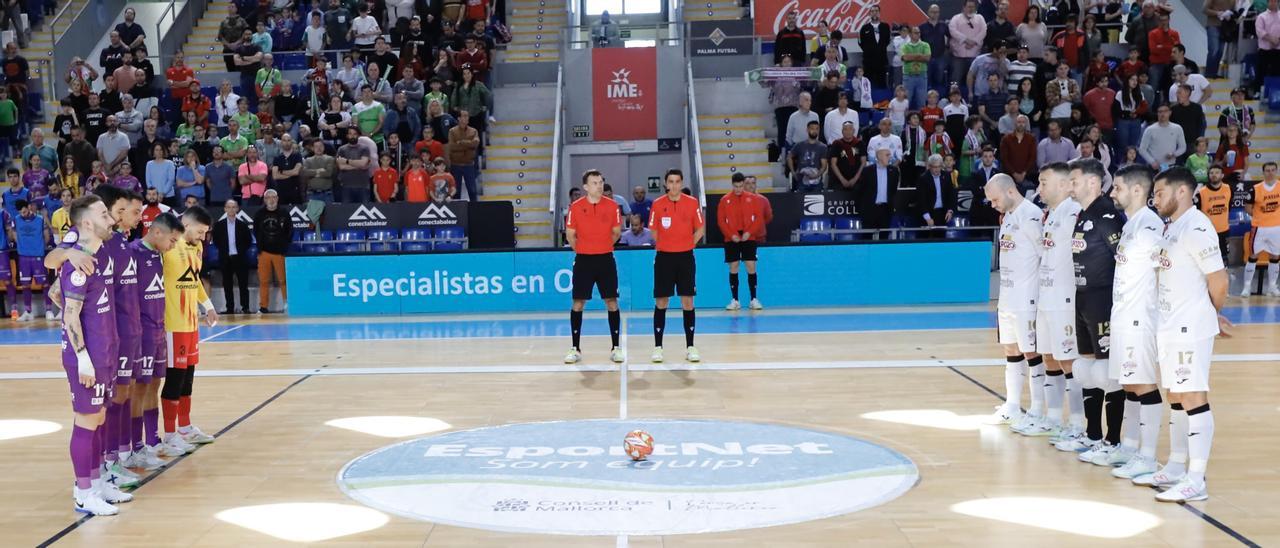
1202;76;1279;180
176;1;236;78
697;113;775;193
684;0;747;21
501;0;564;64
482;86;557;248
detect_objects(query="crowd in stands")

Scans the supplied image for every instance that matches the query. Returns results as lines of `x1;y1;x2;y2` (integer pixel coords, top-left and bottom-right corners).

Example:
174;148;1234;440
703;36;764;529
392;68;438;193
764;0;1269;229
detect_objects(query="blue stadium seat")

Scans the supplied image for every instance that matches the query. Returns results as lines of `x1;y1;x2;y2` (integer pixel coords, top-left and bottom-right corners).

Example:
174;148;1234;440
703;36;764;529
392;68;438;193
1229;209;1252;237
798;217;833;242
303;230;334;241
832;216;863;241
949;215;970;227
289;242;307;253
246;244;259;267
293;230;311;241
205;243;221;269
335;229;366;241
335;242;364;253
400;241;432;252
435;227;465;240
302;242;334;253
369;241;399;252
277;52;308;70
870;87;893;104
368;229;400;241
401;228;433;241
434;240;464;250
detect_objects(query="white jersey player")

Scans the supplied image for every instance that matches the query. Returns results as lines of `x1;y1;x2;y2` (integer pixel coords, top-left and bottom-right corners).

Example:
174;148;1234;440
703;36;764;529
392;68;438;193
1020;163;1083;439
1107;165;1166;481
1141;167;1232;503
985;174;1046;426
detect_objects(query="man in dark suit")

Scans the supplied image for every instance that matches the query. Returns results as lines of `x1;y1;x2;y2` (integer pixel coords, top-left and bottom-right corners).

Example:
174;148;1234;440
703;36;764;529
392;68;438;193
213;199;253;314
916;154;959;238
967;145;1003;227
858;6;892;87
854;148;900;231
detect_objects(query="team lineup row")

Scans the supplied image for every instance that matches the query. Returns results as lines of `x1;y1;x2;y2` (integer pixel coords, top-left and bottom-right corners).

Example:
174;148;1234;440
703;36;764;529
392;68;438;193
986;159;1237;503
49;186;221;517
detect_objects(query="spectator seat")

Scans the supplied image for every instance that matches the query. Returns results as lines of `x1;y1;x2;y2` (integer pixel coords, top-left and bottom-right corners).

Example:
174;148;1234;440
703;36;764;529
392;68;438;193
798;217;833;242
335;229;366;241
833;216;863;241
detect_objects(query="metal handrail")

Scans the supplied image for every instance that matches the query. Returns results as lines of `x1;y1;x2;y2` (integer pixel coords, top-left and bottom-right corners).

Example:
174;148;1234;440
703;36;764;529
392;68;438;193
46;0;89;45
549;63;564;245
686;61;706;208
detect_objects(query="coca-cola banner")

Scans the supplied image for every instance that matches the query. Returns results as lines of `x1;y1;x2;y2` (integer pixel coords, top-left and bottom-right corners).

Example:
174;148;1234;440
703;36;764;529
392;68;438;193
755;0;1027;41
592;47;658;142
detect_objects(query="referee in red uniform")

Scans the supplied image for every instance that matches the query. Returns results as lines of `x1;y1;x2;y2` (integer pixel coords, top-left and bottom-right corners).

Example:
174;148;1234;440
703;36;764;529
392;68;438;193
717;173;768;311
564;170;624;364
648;169;706;363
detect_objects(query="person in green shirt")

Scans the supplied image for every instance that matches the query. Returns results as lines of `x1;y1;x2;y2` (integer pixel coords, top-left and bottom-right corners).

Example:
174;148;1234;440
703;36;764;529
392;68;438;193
0;88;17;159
900;27;931;110
1186;137;1211;183
175;110;200;155
219;119;250;168
351;85;386;144
423;78;450;114
230;97;261;140
255;53;284;118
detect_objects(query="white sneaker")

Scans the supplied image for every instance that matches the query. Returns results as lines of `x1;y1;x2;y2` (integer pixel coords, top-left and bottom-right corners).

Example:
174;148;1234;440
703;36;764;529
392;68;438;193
1053;432;1094;453
985;404;1022;425
45;310;54;321
1100;445;1136;467
1266;286;1280;297
73;486;118;516
725;299;741;311
1078;441;1112;463
181;425;215;444
749;298;764;310
107;460;140;482
95;478;134;504
685;346;701;363
1132;463;1186;487
155;441;185;458
1113;455;1159;479
1009;414;1041;434
1155;477;1208;502
1049;424;1083;445
610;346;625;363
1239;286;1253;298
563;348;582;364
128;447;167;471
1023;420;1060;437
651;347;664;363
17;311;32;322
102;463;138;488
164;432;195;453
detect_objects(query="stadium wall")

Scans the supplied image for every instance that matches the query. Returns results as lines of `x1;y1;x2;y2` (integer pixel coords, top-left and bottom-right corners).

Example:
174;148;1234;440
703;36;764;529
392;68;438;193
284;241;992;315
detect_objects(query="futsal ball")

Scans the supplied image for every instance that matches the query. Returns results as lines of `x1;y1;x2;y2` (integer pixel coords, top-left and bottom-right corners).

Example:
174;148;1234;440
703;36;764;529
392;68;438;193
624;430;654;461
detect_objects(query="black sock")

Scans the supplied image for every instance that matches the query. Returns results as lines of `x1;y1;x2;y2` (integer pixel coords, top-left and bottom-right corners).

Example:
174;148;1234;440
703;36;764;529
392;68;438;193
729;272;739;300
683;309;696;347
570;310;583;350
1104;390;1126;445
607;309;621;348
1083;387;1105;441
747;273;758;300
653;307;666;347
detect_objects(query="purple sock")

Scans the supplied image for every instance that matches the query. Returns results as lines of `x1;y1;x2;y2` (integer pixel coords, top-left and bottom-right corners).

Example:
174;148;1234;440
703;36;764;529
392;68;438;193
144;408;160;447
103;402;120;463
70;425;95;489
132;415;145;451
118;399;132;453
21;288;31;311
89;428;102;480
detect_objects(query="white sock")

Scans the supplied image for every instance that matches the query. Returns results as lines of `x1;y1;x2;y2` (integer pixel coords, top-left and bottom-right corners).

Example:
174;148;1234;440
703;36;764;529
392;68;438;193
1242;261;1258;291
1029;358;1046;416
1044;372;1065;425
1139;395;1164;459
1122;395;1141;451
1266;262;1280;292
1004;356;1025;408
178;425;192;434
1186;405;1214;483
1168;406;1189;470
1066;373;1085;429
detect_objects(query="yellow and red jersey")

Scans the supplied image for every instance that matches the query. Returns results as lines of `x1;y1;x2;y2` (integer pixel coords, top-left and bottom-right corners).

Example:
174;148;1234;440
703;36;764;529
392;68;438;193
163;238;209;332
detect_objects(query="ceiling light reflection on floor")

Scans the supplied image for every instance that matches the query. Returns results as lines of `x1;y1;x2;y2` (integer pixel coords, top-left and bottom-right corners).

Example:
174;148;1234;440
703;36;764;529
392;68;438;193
325;416;452;438
950;497;1162;538
216;503;389;542
860;409;992;431
0;419;62;441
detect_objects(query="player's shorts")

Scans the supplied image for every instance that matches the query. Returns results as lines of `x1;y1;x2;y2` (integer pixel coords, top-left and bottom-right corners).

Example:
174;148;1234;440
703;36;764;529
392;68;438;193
167;331;200;370
136;334;166;383
1217;231;1230;265
1075;288;1113;359
16;255;46;286
1036;307;1079;360
571;253;619;300
115;336;141;386
62;358;113;414
1157;333;1215;393
1250;226;1280;257
1109;326;1157;385
723;240;758;263
997;309;1037;353
654;250;696;298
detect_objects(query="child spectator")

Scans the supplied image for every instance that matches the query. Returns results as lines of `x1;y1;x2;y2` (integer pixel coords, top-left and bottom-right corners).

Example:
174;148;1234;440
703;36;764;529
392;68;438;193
403;157;430;202
373;153;400;202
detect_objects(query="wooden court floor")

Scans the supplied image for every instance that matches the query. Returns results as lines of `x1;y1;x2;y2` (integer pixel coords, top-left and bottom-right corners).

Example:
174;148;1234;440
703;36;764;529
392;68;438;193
1;310;1278;547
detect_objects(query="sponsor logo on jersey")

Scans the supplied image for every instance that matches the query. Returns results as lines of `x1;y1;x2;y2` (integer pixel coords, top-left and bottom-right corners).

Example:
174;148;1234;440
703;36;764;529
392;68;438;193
70;271;87;287
998;234;1016;251
1155;249;1172;270
1071;234;1086;252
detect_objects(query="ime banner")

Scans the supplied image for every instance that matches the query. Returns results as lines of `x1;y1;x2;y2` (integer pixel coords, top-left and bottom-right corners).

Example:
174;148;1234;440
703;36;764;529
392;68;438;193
754;0;1027;40
592;47;657;141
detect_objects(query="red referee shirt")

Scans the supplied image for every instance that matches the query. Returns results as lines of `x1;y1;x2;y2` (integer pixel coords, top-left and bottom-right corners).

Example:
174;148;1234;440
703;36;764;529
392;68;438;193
649;194;705;252
565;196;621;255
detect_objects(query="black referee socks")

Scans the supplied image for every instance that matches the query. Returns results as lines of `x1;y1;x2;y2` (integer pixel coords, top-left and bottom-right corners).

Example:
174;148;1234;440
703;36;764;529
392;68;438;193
683;309;696;347
570;310;584;350
607;310;621;348
729;273;739;300
653;308;666;346
747;273;758;300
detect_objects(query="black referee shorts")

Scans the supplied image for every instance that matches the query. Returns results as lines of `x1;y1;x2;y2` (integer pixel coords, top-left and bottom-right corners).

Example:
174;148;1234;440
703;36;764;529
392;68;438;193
571;253;619;301
654;250;696;298
1075;288;1113;359
723;240;758;263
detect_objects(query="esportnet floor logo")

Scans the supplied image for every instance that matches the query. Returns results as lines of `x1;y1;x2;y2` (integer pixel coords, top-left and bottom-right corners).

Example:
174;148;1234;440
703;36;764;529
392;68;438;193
338;419;918;535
